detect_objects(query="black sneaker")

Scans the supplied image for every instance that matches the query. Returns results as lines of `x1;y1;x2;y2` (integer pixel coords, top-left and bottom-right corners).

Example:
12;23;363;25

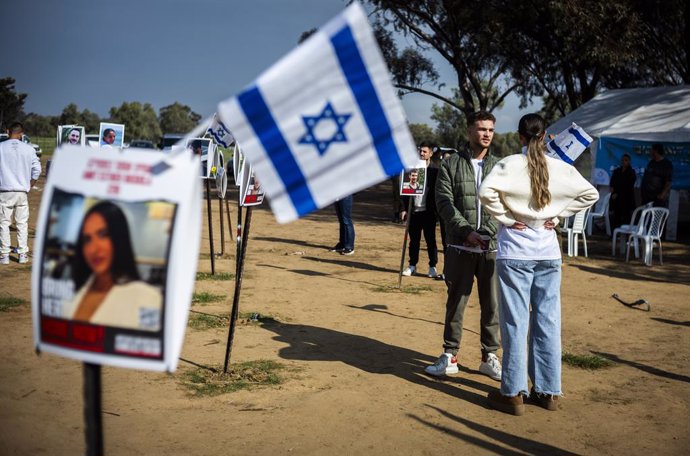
329;244;345;253
340;248;355;256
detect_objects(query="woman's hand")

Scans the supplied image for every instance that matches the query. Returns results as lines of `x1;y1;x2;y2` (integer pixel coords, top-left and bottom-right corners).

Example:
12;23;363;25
543;220;556;230
509;221;527;231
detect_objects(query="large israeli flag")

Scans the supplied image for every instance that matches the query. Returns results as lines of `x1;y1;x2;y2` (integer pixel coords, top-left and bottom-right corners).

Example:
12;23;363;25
217;2;418;223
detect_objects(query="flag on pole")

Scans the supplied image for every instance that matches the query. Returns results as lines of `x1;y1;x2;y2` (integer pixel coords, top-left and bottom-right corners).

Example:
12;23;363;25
207;113;235;148
217;2;418;223
546;122;593;165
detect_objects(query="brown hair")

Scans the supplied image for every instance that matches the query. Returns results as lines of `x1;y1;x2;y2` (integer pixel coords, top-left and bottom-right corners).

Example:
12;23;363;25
466;110;496;127
518;113;550;210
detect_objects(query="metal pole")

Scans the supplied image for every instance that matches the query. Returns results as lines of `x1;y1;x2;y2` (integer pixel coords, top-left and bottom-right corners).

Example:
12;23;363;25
224;206;253;373
83;362;103;456
218;196;225;256
398;198;414;289
205;179;215;274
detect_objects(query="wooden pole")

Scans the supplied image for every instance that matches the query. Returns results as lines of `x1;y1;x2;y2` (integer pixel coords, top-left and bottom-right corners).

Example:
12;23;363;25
83;362;103;456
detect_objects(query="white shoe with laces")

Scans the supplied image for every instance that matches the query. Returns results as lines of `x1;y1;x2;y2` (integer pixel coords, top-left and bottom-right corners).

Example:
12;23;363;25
0;255;9;265
478;352;502;381
18;253;29;264
424;353;459;376
428;266;438;278
402;265;416;276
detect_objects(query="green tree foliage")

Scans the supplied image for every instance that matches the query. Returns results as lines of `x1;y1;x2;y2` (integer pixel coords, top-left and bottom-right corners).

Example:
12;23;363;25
0;77;27;130
58;103;101;132
408;122;436;145
159;102;201;134
22;113;58;137
109;102;162;141
491;132;521;158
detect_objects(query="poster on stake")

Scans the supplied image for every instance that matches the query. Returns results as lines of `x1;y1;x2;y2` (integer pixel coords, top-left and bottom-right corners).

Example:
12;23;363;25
32;145;202;372
239;163;265;206
186;138;216;178
232;143;245;186
57;125;86;147
98;122;125;148
400;160;427;195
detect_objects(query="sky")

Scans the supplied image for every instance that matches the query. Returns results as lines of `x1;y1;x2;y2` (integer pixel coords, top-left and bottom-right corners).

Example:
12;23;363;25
1;0;536;135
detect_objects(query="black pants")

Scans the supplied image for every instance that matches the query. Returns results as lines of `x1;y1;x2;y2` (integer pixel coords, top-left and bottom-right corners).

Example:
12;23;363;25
408;209;438;267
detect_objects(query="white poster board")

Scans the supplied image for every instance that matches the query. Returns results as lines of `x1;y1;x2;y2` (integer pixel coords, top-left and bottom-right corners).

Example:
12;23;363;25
232;143;245;187
186;138;216;179
400;160;427;196
239;164;265;207
32;146;202;372
57;125;86;147
98;122;125;148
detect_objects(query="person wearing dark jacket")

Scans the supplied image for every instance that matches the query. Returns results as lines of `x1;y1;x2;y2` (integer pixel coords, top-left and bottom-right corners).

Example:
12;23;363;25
609;153;637;229
401;142;439;278
424;111;502;382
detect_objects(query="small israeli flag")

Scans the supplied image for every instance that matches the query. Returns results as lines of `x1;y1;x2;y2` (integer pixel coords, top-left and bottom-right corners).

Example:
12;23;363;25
207;114;235;148
546;122;593;165
217;2;418;223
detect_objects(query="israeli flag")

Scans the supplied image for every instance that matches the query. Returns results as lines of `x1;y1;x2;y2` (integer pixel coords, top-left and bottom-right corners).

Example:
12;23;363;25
546;122;593;165
217;2;417;223
207;113;235;148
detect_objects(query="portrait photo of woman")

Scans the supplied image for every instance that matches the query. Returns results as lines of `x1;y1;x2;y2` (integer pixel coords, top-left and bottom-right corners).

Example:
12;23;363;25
61;201;163;331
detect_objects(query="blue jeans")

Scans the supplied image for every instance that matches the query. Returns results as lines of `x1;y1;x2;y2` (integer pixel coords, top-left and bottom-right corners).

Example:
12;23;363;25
335;195;355;250
496;259;562;397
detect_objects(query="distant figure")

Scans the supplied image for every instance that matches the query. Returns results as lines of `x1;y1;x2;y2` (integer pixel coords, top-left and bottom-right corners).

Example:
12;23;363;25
0;122;42;265
641;143;673;208
401;141;439;278
330;194;355;256
101;128;116;146
609;153;637;229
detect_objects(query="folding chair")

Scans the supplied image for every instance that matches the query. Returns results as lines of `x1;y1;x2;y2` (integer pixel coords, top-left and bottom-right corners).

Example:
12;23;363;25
625;207;669;266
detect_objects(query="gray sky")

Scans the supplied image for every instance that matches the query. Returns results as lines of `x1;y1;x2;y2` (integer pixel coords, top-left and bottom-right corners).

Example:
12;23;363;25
1;0;535;135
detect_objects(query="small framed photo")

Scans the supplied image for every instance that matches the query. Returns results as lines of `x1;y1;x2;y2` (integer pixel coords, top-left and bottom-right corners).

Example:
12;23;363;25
57;125;85;147
239;164;265;206
98;122;126;148
400;161;427;195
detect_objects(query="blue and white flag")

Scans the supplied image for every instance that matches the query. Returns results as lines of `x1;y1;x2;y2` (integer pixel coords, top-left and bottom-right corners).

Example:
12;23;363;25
206;113;235;148
546;122;593;165
217;2;418;223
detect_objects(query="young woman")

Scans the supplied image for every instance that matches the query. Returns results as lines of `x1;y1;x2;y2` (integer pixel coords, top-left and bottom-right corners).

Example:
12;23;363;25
478;113;598;415
63;201;162;331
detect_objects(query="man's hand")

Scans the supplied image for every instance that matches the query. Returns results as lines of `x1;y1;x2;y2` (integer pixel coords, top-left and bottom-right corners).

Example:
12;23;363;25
464;231;487;249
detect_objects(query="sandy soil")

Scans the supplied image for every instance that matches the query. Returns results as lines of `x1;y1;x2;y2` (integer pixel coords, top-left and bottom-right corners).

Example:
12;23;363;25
1;165;689;455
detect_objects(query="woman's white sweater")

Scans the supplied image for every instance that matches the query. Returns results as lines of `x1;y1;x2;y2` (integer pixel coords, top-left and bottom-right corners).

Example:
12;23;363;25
478;154;599;228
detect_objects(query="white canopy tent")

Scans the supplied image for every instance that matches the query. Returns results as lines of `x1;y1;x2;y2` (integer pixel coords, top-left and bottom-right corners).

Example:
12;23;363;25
547;85;690;240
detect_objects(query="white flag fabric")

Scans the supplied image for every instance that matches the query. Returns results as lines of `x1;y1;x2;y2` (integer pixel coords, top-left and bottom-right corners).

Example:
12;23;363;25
546;122;593;165
206;113;235;148
217;2;418;223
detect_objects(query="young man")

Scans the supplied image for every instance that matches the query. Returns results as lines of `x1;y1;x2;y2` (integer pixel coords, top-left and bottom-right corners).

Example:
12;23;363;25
401;142;439;278
425;111;502;381
0;122;42;264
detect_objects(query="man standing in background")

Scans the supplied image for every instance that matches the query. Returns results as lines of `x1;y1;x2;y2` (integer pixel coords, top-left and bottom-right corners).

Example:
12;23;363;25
0;122;41;264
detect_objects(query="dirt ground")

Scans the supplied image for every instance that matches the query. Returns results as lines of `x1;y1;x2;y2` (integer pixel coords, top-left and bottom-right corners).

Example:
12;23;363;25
1;165;689;455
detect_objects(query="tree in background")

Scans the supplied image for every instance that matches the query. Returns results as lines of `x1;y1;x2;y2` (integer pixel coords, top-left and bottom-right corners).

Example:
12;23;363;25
59;103;101;133
159;102;201;134
0;77;27;130
408;123;436;145
109;102;161;141
22;113;57;137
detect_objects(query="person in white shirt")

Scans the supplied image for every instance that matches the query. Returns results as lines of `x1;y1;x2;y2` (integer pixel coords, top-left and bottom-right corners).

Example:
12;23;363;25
478;113;598;416
0;122;41;264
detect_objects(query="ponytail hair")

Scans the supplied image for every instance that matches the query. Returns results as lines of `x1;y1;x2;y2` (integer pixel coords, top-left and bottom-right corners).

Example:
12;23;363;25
518;113;550;210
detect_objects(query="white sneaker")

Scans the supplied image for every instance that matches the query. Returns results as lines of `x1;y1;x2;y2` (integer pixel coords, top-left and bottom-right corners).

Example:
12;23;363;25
428;266;438;278
18;254;29;264
425;353;459;376
402;265;416;276
0;255;9;265
478;352;502;381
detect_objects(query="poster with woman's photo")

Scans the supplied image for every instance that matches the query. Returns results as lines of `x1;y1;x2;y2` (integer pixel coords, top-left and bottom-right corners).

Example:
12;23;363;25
57;125;86;147
186;138;215;178
98;122;125;148
239;163;265;206
32;145;202;372
400;160;427;195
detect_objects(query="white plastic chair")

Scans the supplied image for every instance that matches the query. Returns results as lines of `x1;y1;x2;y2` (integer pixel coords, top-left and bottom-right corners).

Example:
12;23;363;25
586;192;611;236
625;207;669;266
567;208;590;257
611;202;653;257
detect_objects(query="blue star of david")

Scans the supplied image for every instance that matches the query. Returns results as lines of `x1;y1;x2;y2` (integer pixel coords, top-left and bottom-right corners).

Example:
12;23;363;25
298;101;352;156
